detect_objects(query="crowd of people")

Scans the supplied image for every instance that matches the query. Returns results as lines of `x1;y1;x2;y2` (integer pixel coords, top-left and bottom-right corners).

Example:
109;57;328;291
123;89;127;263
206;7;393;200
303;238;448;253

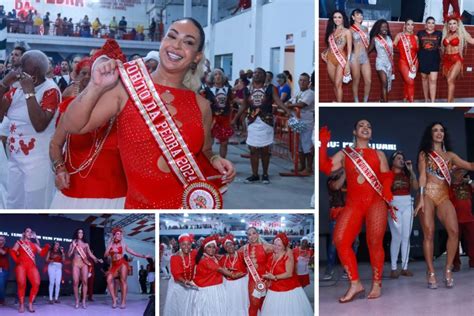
161;228;314;315
0;227;153;312
0;17;314;210
322;7;474;102
0;6;161;41
319;119;474;302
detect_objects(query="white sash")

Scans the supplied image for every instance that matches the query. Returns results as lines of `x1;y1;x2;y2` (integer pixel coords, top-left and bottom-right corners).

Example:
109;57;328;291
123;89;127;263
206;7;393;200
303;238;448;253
243;244;266;296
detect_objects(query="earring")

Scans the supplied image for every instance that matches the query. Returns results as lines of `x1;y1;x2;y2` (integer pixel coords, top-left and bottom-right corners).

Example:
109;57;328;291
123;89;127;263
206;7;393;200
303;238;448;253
442;141;446;152
190;62;197;70
352;136;356;148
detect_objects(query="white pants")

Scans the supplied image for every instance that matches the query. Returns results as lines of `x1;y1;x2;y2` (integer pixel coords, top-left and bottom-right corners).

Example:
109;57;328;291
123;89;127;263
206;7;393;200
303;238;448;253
388;195;413;270
48;262;62;300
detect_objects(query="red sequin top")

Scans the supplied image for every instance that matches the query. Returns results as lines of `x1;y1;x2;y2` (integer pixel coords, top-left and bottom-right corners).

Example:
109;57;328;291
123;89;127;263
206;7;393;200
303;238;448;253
392;172;411;196
118;84;209;209
59;97;128;199
397;34;418;63
266;254;301;292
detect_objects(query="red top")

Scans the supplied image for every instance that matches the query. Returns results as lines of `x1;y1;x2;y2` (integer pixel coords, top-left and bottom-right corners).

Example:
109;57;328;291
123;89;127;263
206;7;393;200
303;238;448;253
193;255;223;287
397;33;418;63
59;97;128;199
118;84;209;209
443;37;460;47
0;246;9;269
450;183;474;223
170;249;197;282
392;172;411;196
245;243;271;277
49;250;63;263
220;252;247;280
266;254;301;292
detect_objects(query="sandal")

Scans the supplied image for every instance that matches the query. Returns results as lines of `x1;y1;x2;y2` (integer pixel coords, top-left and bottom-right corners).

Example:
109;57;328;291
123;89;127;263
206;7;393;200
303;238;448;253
426;271;438;289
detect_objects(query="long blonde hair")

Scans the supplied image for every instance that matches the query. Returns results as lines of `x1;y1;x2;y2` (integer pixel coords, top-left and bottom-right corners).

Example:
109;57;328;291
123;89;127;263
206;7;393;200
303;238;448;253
442;19;468;57
182;53;206;92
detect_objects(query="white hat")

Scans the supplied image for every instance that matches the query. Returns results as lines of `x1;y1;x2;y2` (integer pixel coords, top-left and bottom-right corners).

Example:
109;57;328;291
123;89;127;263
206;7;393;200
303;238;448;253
144;50;160;63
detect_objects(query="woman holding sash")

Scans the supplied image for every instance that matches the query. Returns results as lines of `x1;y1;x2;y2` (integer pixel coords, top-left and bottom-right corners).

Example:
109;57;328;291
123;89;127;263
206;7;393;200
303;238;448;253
441;15;474;102
104;227;151;309
415;122;474;289
192;235;245;315
261;233;312;316
368;20;393;102
319;120;394;302
10;228;49;313
393;19;419;102
68;228;102;309
61;18;236;209
241;227;274;316
322;10;352;102
349;9;371;102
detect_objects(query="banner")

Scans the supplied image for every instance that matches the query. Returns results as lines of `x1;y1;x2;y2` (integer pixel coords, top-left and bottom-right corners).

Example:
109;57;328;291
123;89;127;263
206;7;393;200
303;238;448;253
0;17;6;62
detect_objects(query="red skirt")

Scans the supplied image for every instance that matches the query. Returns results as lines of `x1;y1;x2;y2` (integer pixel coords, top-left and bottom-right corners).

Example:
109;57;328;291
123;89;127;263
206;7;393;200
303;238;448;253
211;115;234;142
298;274;310;288
442;53;463;77
108;258;129;276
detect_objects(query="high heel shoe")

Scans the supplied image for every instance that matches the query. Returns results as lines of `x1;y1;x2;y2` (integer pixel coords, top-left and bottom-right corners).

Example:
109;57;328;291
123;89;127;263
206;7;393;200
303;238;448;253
338;288;366;303
426;271;438;289
445;267;454;289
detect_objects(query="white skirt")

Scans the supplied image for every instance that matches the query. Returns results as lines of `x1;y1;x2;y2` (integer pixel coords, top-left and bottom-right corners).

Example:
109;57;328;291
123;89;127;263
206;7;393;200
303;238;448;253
49;191;125;209
223;275;249;316
261;287;313;316
246;117;274;147
192;283;227;316
163;278;195;316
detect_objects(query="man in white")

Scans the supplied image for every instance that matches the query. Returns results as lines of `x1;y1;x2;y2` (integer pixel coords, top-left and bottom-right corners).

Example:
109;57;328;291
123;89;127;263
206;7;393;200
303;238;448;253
0;50;61;209
286;73;315;175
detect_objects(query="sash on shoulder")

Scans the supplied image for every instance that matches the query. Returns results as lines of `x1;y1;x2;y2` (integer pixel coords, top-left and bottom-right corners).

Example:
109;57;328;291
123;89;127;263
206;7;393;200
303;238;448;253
351;24;369;48
18;240;35;265
376;35;394;67
75;244;92;266
243;245;266;294
400;33;418;77
329;34;347;69
117;59;224;209
428;151;451;185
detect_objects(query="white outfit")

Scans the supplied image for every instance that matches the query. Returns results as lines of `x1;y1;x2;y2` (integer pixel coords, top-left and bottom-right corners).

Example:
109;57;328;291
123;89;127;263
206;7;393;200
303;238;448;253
261;286;313;316
290;89;315;153
423;0;443;23
223;275;249;316
192;283;227;316
163;277;196;316
50;191;126;209
147;271;155;283
388;195;414;270
161;245;172;277
246;117;274;147
48;262;62;300
0;118;9;209
6;79;60;209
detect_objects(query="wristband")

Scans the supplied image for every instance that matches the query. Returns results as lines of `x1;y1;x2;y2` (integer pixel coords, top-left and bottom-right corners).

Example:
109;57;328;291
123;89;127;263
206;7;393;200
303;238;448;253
420;187;424;195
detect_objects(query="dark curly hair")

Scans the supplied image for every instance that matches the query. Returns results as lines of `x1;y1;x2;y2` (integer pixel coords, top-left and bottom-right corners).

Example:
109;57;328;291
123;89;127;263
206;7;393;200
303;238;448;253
325;10;350;46
369;19;391;41
350;8;364;25
418;122;452;156
73;228;87;243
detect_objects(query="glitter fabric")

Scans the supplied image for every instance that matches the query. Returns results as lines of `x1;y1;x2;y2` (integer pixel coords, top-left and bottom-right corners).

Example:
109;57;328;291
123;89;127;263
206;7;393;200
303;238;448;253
333;148;389;282
117;84;204;209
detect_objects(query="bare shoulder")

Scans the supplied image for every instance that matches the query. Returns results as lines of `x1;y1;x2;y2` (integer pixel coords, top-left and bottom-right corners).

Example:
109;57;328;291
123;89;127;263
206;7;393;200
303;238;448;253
195;93;211;116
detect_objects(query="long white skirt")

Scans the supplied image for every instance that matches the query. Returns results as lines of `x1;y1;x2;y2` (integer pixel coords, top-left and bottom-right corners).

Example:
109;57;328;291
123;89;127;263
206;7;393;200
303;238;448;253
192;283;227;316
224;275;249;316
246;117;274;147
261;287;313;316
163;278;195;316
50;191;125;209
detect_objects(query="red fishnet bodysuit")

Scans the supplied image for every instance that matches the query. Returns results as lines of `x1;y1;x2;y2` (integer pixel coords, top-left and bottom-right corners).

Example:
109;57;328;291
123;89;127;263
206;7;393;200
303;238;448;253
396;34;418;102
11;241;40;305
245;244;270;316
333;148;388;282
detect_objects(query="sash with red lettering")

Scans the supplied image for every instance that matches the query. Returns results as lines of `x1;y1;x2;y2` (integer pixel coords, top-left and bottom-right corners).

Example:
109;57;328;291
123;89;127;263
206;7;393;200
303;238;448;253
18;240;36;265
428;151;452;185
243;244;266;297
351;24;369;48
75;244;92;266
400;33;418;78
329;34;347;69
376;35;394;66
118;59;223;209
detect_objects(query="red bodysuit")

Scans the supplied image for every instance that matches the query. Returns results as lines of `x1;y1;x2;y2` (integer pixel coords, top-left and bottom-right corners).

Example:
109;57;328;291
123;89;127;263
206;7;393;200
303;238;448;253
170;250;197;282
266;254;300;292
243;243;271;316
59;97;128;199
10;241;42;305
333;148;389;282
396;34;418;102
118;84;219;209
108;245;129;275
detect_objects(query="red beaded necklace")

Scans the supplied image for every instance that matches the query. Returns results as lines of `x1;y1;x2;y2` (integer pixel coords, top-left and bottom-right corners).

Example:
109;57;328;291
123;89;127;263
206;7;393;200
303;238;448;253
181;251;193;281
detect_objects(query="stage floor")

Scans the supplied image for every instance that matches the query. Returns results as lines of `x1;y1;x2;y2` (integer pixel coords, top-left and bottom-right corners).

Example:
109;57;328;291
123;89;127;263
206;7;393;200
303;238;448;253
0;293;151;315
320;256;474;315
159;270;315;314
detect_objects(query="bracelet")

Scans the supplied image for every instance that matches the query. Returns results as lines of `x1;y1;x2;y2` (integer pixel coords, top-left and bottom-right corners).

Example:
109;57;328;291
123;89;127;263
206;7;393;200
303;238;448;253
420;187;424;195
209;154;221;164
53;161;66;173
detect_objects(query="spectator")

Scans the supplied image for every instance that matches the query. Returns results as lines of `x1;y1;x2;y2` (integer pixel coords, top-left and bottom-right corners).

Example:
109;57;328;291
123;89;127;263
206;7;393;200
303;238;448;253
46;58;54;79
118;16;127;38
136;24;145;41
54;60;71;92
33;11;42;35
276;73;291;103
109;16;117;38
232;0;251;15
246;69;253;80
8;46;26;74
67;18;73;36
144;51;160;73
265;71;274;86
283;70;293;91
149;18;156;41
92;17;101;37
0;5;5;17
55;13;63;36
43;12;50;35
69;55;82;82
80;15;91;37
139;265;148;294
25;10;33;34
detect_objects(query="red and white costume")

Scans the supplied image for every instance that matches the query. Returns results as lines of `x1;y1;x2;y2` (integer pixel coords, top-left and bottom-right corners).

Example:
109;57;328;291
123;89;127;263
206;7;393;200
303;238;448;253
293;244;314;288
0;117;8;208
4;79;60;208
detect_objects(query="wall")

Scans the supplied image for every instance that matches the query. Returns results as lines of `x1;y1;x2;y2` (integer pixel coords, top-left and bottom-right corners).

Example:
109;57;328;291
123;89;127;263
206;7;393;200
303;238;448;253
318;20;474;102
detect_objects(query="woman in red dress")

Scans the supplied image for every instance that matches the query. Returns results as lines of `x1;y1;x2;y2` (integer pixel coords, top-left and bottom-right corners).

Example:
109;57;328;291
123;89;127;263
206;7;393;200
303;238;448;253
319;119;394;302
293;237;314;288
104;227;151;309
10;228;49;313
61;18;236;209
393;19;419;102
50;46;127;209
441;15;474;102
261;233;313;316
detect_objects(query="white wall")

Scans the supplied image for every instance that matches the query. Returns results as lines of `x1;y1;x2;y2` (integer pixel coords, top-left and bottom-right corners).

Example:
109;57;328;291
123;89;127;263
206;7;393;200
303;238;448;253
204;0;314;83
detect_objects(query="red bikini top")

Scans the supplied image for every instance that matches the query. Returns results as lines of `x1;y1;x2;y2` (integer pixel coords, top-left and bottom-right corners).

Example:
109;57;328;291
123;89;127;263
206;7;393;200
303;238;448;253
110;246;123;256
443;37;460;47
